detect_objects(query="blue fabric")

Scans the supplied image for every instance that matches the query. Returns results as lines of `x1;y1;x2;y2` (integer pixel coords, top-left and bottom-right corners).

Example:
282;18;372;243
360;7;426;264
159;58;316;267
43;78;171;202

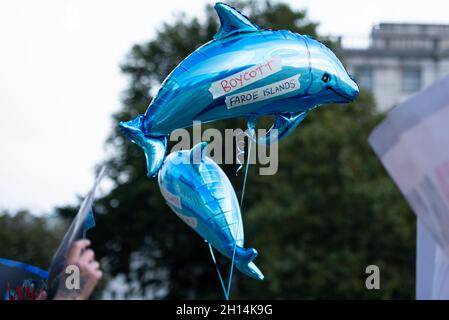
0;258;48;279
84;208;96;231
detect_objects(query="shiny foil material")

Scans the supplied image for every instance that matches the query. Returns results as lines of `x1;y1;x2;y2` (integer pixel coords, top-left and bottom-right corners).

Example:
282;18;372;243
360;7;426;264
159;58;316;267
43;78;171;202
158;142;264;280
119;2;359;177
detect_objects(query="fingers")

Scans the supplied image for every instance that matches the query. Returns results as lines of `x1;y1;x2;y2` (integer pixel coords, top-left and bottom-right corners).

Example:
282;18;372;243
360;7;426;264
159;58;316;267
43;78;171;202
66;239;91;263
80;249;95;264
92;269;103;280
79;248;102;280
66;239;102;278
86;259;102;280
90;261;100;270
83;261;102;283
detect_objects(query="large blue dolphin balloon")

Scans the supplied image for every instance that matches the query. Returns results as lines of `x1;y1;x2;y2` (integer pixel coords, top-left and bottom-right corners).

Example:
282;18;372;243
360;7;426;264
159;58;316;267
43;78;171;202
120;2;359;177
158;142;264;280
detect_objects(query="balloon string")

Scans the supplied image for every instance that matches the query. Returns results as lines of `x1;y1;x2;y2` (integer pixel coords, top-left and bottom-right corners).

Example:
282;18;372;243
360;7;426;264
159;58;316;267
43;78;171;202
209;129;254;300
208;243;229;300
226;130;254;299
235;131;247;176
239;130;253;209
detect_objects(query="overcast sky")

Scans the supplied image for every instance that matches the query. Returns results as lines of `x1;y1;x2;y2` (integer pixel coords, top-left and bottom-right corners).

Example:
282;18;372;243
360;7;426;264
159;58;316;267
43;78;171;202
0;0;447;214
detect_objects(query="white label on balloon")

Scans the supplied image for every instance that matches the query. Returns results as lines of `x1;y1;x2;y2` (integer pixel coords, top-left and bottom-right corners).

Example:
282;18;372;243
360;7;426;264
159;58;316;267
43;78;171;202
225;75;301;109
160;185;182;209
209;57;282;99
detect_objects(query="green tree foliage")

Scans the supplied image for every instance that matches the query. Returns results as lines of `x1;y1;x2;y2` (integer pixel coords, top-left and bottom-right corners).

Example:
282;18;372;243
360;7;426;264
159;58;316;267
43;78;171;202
239;91;415;299
60;1;415;298
0;211;64;270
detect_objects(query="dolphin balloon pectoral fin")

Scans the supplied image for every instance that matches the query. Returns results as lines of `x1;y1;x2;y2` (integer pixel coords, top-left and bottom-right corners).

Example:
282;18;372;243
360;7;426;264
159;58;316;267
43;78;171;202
119;117;167;177
235;246;264;281
214;3;260;40
253;111;308;145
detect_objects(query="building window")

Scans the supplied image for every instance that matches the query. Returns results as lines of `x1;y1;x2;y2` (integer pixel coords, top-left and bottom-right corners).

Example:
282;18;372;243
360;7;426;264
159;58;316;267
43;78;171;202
401;67;421;93
354;67;373;91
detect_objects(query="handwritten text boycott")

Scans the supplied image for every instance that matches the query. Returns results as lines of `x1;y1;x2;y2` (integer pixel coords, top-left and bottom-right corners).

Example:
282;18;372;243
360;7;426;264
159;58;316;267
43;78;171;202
225;75;300;109
209;57;282;99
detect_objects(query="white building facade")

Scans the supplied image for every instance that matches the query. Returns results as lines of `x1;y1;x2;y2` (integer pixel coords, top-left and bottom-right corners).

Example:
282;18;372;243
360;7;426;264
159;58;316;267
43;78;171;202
341;23;449;111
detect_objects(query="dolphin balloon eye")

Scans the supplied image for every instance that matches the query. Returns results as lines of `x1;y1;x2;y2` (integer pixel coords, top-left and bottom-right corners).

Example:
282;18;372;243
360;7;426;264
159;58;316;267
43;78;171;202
322;73;330;83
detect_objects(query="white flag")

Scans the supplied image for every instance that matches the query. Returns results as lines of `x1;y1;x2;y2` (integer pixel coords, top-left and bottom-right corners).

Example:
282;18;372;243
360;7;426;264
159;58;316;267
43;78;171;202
368;75;449;299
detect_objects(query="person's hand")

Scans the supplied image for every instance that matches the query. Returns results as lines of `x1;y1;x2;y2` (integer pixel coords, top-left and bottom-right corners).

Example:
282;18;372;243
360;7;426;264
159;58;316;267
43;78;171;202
53;239;102;300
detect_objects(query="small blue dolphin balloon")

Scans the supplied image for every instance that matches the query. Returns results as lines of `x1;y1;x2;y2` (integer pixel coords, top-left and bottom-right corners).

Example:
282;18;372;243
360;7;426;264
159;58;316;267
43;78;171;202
158;142;264;280
119;2;359;177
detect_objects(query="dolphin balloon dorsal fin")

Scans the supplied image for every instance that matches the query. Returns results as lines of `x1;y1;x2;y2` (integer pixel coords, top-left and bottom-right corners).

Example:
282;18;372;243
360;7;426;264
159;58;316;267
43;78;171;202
190;142;208;169
214;3;260;40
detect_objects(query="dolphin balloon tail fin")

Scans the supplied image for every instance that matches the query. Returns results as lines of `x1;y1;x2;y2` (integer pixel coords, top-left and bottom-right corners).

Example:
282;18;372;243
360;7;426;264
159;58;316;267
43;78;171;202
251;111;308;145
119;116;167;177
235;246;264;281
